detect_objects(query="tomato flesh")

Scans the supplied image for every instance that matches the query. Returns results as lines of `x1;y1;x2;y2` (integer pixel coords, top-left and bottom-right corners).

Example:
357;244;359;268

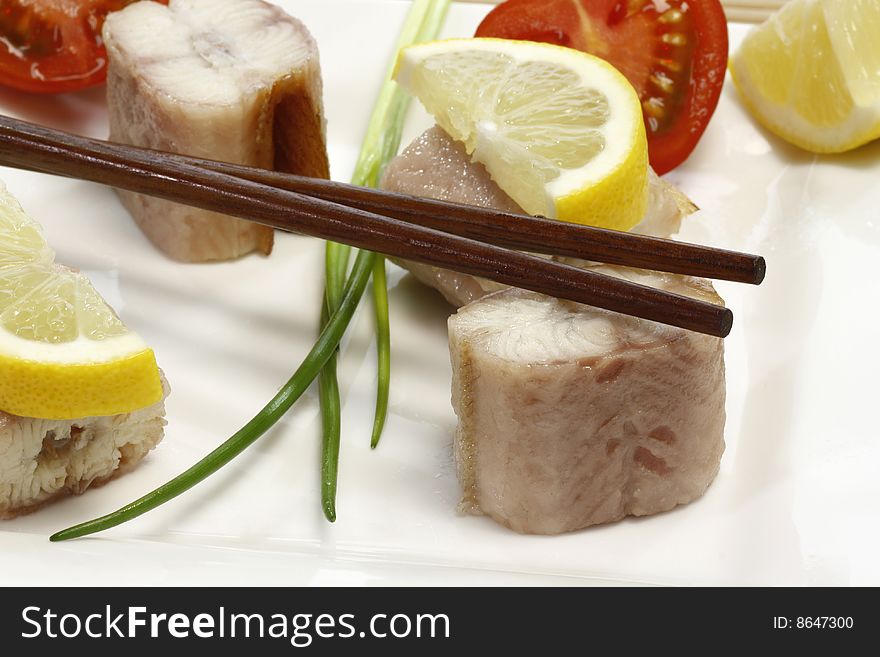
476;0;729;174
0;0;168;94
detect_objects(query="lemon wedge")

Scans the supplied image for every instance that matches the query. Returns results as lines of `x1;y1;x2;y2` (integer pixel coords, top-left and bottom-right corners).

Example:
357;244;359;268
730;0;880;153
394;38;649;231
0;182;162;419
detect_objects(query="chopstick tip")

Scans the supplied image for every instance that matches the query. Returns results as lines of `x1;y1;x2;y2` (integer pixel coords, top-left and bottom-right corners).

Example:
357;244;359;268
753;256;767;285
719;307;734;338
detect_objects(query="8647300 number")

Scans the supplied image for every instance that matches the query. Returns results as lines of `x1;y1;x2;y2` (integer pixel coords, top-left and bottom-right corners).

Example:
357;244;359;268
798;617;853;629
774;617;855;629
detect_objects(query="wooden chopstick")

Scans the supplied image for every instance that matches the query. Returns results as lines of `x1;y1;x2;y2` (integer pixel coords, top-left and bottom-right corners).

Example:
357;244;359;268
0;114;734;337
0;116;764;286
721;1;786;23
172;156;765;286
455;0;784;24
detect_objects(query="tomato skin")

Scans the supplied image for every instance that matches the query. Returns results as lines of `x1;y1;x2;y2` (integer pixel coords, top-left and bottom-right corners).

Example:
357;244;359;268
476;0;729;174
0;0;168;94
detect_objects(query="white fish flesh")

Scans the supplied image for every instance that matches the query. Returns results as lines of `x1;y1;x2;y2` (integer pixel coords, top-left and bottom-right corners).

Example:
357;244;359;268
449;278;726;534
0;375;169;519
104;0;330;262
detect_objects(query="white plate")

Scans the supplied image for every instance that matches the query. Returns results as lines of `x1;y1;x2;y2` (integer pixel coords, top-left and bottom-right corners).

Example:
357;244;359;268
2;0;879;586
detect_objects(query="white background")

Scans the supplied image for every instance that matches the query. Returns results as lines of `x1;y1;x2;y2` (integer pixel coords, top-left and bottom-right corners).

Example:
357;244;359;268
1;0;878;585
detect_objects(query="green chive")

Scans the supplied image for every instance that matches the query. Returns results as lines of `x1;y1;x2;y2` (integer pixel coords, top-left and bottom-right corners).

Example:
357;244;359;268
316;0;450;515
363;0;451;450
370;256;390;449
318;353;341;522
50;250;375;542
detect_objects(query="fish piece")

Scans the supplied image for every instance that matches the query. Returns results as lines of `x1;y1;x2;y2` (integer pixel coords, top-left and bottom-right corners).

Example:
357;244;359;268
380;126;696;307
0;374;170;519
449;277;726;534
382;127;724;534
104;0;330;262
380;126;514;306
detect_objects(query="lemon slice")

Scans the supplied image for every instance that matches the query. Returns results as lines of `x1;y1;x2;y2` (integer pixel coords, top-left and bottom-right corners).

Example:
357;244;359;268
394;38;648;231
0;182;162;419
730;0;880;153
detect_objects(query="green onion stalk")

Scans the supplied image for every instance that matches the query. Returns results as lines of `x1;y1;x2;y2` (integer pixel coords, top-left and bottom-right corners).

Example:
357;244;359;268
51;251;375;542
319;0;450;521
51;0;451;541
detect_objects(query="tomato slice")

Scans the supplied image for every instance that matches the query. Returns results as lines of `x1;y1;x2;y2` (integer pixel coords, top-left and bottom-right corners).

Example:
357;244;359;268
475;0;729;174
0;0;168;94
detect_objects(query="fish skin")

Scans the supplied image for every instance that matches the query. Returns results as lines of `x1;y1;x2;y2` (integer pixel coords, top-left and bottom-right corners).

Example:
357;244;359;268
0;374;170;520
103;0;330;262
